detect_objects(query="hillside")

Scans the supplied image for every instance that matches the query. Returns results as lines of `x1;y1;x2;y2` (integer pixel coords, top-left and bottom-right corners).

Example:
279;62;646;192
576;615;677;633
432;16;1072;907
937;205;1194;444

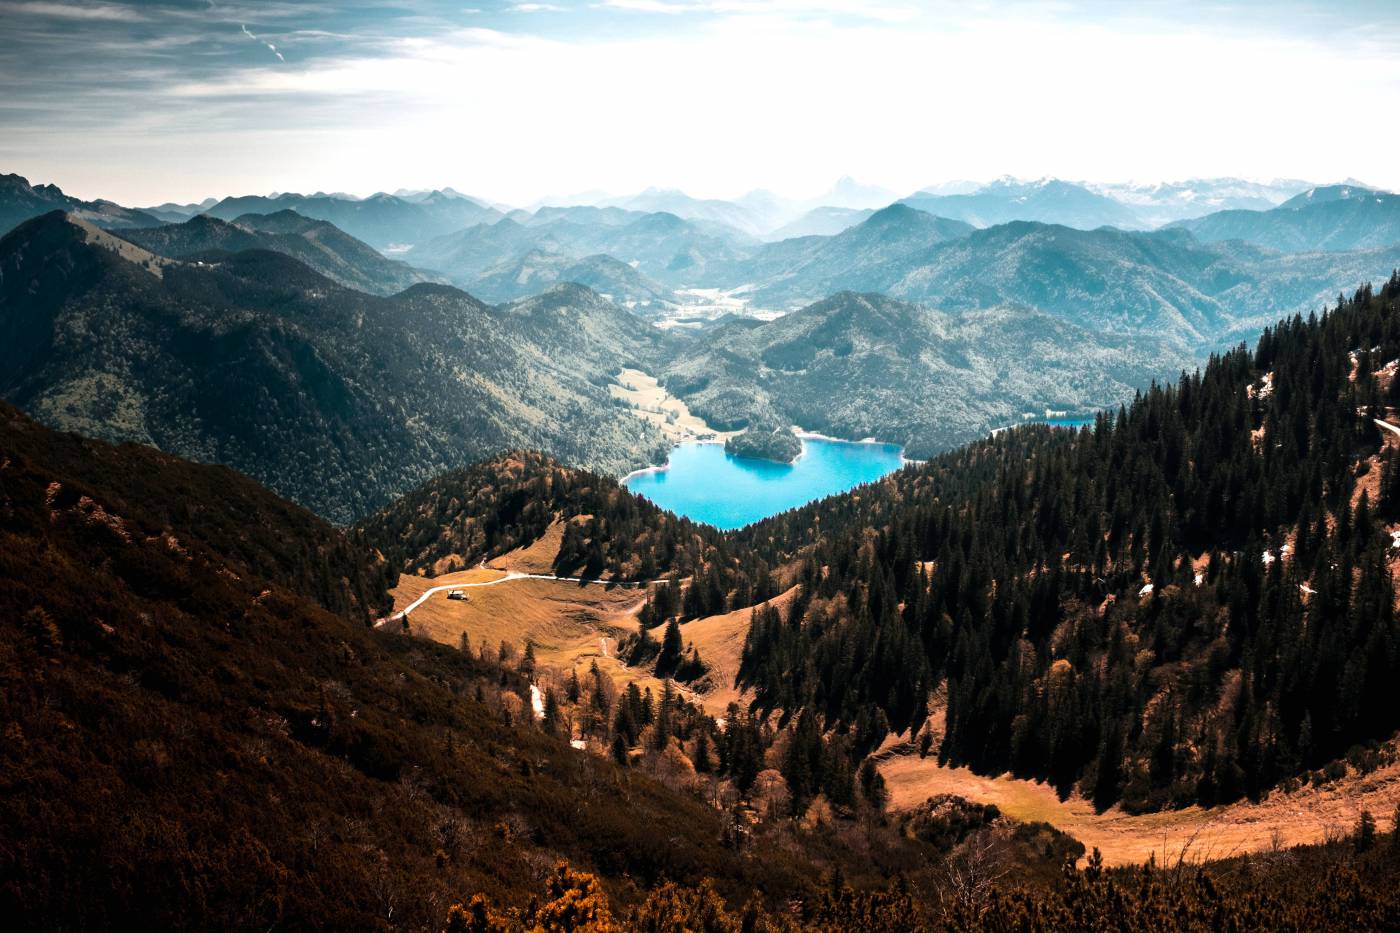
700;214;1400;348
470;249;675;309
0;212;674;522
114;211;445;296
1089;177;1308;226
356;449;760;592
663;291;1193;459
899;177;1147;230
767;205;875;240
10;401;1400;929
201;189;502;249
0;401;898;927
0;172;158;236
406;211;753;289
1170;186;1400;252
903;223;1400;345
732;276;1400;814
728;204;975;307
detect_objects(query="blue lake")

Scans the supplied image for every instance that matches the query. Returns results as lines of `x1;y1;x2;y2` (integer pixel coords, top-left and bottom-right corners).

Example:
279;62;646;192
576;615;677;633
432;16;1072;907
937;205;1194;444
1046;416;1097;429
624;438;905;530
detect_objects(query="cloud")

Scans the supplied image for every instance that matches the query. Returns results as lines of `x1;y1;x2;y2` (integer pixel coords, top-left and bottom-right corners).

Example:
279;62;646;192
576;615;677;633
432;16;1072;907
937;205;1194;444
6;1;147;21
595;0;917;22
510;2;564;10
241;23;285;63
12;0;1400;206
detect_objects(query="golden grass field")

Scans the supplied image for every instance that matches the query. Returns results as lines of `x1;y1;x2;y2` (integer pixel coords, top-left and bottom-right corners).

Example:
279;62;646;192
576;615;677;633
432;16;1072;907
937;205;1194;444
389;524;734;708
608;367;737;444
680;587;798;715
391;526;1400;868
878;713;1400;867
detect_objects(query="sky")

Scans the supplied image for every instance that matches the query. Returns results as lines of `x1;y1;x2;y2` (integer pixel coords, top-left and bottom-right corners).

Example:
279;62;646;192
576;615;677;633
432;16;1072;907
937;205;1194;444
3;0;1400;207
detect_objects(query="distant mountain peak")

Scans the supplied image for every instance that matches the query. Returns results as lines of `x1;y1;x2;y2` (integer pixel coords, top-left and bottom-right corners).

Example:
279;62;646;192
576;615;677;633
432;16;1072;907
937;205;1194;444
818;176;899;209
1280;183;1385;209
861;202;928;227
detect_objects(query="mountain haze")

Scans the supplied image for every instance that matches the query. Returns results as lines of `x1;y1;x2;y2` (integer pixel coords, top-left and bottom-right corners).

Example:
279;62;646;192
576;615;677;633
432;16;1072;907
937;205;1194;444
0;173;159;237
407;210;752;288
114;211;445;296
202;189;502;248
1169;185;1400;252
899;177;1146;230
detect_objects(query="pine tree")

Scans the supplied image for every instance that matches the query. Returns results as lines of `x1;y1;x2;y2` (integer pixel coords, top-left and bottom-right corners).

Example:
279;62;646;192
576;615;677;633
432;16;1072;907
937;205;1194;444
543;689;562;737
693;730;713;774
1356;810;1378;853
655;619;684;678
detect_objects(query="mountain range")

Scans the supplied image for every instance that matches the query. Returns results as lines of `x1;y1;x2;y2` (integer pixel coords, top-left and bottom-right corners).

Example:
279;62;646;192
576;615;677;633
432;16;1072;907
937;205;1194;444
113;211;446;296
701;206;1400;346
593;177;901;238
1086;177;1315;225
1168;183;1400;252
468;249;675;308
707;204;974;305
6;273;1400;928
899;177;1147;230
662;291;1191;457
201;189;502;249
0;212;674;522
6;194;1399;526
0;173;159;236
406;210;753;288
0;207;1202;521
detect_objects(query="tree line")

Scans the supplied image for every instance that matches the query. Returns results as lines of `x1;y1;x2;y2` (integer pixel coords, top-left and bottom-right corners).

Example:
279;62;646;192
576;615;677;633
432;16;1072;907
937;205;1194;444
735;274;1400;811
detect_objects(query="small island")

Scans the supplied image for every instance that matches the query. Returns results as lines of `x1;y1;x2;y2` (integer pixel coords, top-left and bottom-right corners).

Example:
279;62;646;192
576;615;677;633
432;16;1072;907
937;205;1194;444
723;418;802;463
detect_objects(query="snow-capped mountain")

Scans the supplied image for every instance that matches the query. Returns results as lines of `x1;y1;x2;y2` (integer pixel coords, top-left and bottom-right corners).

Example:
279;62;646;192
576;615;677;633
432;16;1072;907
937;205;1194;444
1088;177;1314;225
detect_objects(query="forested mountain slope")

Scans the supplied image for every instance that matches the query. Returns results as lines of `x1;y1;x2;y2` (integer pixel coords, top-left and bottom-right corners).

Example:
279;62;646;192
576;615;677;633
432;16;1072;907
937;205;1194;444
1170;186;1400;252
406;211;753;288
201;189;502;249
357;450;777;615
734;276;1400;812
664;291;1193;458
470;249;675;308
0;402;891;928
710;204;973;305
0;212;673;522
697;212;1400;349
4;355;1399;933
115;211;445;296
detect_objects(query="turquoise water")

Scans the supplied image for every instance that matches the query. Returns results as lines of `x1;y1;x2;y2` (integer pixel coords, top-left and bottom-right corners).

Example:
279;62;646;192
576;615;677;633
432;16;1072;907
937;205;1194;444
1046;416;1097;429
624;438;904;530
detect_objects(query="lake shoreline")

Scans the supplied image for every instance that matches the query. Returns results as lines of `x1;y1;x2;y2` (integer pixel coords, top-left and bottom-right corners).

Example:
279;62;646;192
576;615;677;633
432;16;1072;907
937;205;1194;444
623;434;908;530
622;431;909;484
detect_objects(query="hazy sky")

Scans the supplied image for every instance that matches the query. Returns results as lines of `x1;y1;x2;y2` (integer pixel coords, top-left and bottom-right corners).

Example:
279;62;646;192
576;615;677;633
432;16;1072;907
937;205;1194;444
3;0;1400;206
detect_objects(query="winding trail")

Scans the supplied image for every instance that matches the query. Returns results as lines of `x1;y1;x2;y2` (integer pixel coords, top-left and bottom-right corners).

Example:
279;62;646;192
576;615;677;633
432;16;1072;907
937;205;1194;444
374;571;664;628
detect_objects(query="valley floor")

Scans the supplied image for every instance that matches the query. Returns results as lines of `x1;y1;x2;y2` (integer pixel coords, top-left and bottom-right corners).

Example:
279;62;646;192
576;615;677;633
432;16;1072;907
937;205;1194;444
610;367;737;447
879;725;1400;867
384;523;1400;872
383;523;749;714
384;520;782;719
